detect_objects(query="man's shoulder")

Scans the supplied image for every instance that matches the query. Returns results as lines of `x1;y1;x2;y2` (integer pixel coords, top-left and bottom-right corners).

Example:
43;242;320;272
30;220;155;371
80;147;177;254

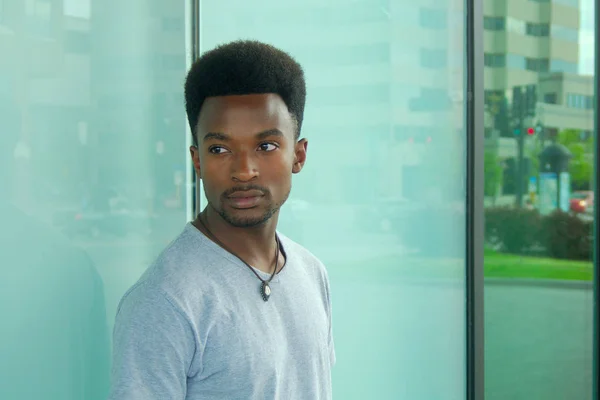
278;233;329;279
124;223;225;306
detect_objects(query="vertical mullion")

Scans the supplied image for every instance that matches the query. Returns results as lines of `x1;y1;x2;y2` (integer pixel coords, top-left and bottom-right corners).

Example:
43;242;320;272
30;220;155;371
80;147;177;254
466;0;485;398
593;0;599;397
190;0;201;217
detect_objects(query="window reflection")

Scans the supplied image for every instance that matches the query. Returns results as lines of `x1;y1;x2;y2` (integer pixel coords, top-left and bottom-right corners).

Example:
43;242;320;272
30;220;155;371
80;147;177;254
0;0;188;398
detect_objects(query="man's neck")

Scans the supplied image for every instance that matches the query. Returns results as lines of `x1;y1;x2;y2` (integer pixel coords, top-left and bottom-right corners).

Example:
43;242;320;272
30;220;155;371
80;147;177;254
193;208;281;274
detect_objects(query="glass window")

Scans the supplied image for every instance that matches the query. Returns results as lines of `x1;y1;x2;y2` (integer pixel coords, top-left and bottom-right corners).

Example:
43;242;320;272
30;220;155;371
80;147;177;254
526;22;550;37
543;93;558;104
199;2;467;398
257;4;393;27
23;0;53;36
507;54;527;69
419;7;447;29
484;0;596;399
526;57;550;72
420;48;448;68
485;53;506;67
25;0;51;17
408;87;452;111
1;0;595;398
551;59;579;73
484;16;505;31
161;54;183;70
311;84;390;106
63;0;91;18
294;43;391;66
162;17;183;32
567;93;594;109
552;25;579;42
65;31;91;54
553;0;579;7
0;2;189;399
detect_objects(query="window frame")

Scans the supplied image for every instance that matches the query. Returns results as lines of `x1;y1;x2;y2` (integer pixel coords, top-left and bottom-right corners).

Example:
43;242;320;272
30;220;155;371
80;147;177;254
466;0;485;399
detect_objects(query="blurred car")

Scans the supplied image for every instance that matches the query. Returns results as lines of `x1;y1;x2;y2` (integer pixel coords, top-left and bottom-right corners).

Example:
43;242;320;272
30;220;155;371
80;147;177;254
570;191;594;214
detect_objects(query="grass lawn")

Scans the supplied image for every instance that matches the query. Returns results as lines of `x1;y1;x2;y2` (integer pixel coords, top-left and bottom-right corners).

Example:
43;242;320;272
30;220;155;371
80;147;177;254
328;250;594;282
484;249;593;281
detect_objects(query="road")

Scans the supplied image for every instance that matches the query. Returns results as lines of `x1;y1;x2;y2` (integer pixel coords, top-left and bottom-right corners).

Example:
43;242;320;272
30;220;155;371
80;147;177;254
484;281;594;400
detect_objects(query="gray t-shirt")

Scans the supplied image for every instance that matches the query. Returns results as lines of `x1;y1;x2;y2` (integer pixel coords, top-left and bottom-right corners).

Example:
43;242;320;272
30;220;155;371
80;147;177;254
109;223;335;400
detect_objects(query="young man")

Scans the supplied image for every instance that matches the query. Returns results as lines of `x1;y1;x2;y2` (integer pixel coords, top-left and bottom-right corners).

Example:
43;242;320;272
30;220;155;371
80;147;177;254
108;40;335;400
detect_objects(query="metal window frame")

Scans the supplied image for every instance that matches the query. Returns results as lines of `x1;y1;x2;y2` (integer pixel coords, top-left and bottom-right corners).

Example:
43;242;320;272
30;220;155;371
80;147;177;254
187;0;202;218
593;1;599;398
466;0;485;398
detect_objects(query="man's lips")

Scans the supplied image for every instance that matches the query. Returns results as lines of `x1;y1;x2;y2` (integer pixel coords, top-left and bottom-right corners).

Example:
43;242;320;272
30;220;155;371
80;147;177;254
227;190;264;199
226;190;264;209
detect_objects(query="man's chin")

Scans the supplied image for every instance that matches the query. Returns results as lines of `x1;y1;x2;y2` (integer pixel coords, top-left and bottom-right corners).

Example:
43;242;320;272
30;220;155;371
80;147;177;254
219;208;275;228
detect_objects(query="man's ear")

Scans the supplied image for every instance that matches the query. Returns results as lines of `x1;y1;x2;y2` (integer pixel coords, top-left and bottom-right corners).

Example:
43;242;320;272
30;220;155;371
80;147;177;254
292;138;308;174
189;145;201;178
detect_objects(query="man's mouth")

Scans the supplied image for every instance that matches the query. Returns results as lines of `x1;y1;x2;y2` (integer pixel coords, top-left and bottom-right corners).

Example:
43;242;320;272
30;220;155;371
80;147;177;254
227;190;264;209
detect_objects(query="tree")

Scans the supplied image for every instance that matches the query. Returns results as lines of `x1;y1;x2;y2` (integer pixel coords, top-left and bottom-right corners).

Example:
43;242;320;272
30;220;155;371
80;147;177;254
484;150;502;198
557;129;594;190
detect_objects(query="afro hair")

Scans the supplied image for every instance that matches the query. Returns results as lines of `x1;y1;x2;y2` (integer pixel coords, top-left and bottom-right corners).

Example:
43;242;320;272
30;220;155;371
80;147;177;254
184;40;306;145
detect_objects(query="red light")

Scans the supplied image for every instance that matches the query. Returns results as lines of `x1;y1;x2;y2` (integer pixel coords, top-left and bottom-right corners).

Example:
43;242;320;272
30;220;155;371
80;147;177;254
75;214;82;220
426;137;432;143
408;137;414;143
527;127;535;135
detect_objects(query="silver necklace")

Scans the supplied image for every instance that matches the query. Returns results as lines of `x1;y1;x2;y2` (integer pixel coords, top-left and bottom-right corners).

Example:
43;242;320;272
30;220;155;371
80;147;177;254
196;215;280;302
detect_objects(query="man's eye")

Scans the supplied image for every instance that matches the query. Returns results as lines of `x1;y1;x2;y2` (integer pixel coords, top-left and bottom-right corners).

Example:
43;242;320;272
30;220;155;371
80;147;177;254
209;146;228;154
258;143;278;152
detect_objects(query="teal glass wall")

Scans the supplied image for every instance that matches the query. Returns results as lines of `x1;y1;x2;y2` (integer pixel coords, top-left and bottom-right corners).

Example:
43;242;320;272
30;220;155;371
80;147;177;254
0;0;189;398
1;0;468;399
198;1;468;398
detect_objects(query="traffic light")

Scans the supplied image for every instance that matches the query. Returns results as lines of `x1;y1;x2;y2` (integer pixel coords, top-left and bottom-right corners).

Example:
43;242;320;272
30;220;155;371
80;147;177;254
527;127;535;135
512;86;523;119
535;122;544;136
524;85;537;117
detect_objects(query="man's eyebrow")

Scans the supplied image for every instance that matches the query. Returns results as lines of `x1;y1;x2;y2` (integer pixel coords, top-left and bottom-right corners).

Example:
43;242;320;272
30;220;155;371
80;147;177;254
202;129;283;143
203;132;230;142
255;129;284;140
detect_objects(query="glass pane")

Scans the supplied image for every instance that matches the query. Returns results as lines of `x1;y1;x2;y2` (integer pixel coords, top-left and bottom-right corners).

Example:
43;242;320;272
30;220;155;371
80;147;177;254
0;1;189;398
199;1;467;398
483;0;596;397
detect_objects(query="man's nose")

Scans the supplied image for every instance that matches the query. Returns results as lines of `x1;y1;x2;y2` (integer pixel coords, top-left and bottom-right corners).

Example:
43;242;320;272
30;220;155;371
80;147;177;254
231;152;259;182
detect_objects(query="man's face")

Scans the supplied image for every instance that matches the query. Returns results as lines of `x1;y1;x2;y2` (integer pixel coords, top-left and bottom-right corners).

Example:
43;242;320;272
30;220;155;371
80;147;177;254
190;93;307;228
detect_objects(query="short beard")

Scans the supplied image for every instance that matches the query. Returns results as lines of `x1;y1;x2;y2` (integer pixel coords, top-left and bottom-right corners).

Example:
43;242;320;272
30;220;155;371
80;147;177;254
215;204;279;228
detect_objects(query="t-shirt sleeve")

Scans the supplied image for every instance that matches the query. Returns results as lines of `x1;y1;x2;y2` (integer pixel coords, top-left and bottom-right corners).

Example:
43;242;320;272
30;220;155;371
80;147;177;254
108;284;196;400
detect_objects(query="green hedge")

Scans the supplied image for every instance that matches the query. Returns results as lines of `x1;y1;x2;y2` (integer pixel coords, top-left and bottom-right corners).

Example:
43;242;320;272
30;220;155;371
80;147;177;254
485;207;593;261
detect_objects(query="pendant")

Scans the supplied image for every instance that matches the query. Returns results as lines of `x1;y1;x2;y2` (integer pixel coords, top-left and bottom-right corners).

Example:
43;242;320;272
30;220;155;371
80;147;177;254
261;282;271;302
